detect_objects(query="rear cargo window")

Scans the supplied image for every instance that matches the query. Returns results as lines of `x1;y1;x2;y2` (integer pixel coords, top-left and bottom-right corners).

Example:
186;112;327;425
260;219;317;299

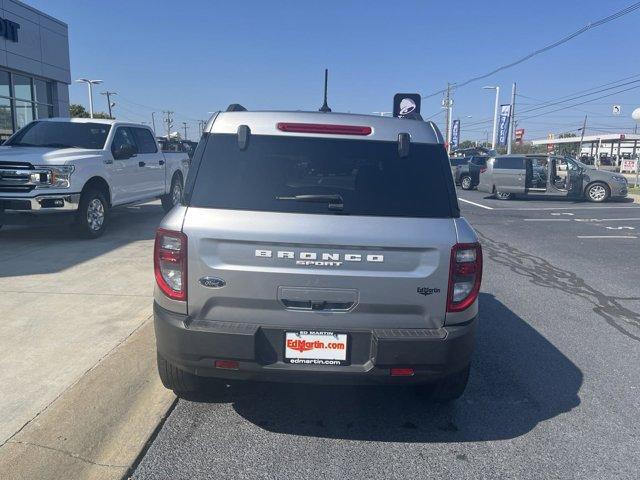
187;134;455;218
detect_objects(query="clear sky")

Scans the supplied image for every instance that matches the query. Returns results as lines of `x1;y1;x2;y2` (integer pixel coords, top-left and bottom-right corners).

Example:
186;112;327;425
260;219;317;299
28;0;640;142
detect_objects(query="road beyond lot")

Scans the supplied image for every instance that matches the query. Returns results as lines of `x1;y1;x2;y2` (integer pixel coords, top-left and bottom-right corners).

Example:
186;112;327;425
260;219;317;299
0;203;164;445
133;191;640;480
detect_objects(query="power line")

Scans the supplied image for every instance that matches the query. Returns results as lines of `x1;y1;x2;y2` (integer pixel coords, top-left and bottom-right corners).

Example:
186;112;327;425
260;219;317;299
423;2;640;99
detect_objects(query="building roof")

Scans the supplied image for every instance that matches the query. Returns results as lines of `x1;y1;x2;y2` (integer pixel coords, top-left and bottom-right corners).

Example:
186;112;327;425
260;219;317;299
531;133;640;145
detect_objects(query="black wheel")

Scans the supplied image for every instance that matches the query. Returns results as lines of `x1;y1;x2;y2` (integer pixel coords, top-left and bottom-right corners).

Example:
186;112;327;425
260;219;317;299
161;175;183;212
157;353;202;394
75;189;108;239
585;182;610;203
417;364;470;403
495;190;513;200
460;175;473;190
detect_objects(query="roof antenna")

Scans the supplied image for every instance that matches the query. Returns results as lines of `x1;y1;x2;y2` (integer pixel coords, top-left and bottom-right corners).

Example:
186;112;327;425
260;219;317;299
319;69;331;112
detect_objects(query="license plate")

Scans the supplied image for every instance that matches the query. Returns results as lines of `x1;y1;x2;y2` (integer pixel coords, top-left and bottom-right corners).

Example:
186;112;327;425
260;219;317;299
284;331;348;366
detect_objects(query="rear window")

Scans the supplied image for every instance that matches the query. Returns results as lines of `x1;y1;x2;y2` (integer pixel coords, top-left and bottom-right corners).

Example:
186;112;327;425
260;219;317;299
450;158;468;166
187;134;455;218
494;157;524;169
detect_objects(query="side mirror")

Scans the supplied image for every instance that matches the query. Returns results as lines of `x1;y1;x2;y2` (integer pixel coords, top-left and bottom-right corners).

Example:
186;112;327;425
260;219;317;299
113;144;138;160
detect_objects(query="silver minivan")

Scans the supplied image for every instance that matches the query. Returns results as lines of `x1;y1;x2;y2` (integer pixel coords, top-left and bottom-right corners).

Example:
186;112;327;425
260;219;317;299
152;107;482;401
478;154;628;202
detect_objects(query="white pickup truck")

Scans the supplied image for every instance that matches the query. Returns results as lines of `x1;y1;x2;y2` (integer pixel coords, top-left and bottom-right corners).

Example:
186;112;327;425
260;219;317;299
0;118;189;238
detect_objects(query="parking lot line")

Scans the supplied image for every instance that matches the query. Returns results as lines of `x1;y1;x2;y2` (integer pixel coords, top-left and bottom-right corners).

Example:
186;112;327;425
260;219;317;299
577;235;638;239
458;198;494;210
523;219;572;222
493;205;640;211
573;217;640;222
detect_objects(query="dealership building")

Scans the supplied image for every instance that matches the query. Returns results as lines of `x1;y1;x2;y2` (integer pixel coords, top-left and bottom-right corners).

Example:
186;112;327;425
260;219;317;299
0;0;70;141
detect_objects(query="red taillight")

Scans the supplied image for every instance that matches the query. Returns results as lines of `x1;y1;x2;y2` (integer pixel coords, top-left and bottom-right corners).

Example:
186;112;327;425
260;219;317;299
480;167;487;174
154;228;187;301
446;243;482;312
390;368;415;377
276;122;372;136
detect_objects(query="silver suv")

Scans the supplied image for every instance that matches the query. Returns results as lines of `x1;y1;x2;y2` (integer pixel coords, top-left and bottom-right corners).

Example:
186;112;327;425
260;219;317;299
153;107;482;401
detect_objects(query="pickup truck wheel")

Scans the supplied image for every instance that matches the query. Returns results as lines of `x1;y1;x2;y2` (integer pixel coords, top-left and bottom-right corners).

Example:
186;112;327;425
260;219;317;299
418;364;470;403
161;176;183;212
157;353;202;394
75;189;108;239
460;175;473;190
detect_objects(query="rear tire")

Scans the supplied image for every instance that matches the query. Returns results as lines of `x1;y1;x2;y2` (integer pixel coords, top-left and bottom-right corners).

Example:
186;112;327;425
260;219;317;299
460;175;473;190
495;190;513;200
161;175;183;212
585;182;609;203
418;364;470;403
157;353;202;394
75;189;108;239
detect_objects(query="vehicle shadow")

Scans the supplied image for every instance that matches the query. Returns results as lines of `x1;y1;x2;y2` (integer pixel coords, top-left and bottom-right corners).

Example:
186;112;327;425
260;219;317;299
190;293;582;443
0;202;164;278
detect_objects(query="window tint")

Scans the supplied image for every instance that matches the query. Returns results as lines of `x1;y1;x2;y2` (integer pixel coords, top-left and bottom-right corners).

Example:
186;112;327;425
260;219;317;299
494;157;524;169
111;127;136;154
6;121;111;149
188;134;455;218
132;127;158;154
449;158;467;166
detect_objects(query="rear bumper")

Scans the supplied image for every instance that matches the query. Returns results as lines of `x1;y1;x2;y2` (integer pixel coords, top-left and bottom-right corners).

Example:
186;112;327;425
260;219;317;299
154;302;476;385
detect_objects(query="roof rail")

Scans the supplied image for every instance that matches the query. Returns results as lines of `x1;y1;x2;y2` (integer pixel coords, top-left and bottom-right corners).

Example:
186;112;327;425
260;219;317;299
226;104;247;112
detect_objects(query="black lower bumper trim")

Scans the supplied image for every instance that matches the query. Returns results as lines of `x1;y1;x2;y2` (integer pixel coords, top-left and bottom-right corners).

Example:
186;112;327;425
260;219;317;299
154;302;476;385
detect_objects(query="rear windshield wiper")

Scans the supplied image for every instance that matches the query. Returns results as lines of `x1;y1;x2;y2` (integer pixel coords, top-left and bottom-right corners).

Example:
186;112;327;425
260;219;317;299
276;194;344;210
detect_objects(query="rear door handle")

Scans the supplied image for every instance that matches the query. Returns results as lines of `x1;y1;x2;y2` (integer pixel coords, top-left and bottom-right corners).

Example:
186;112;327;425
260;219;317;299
138;161;146;167
159;160;165;166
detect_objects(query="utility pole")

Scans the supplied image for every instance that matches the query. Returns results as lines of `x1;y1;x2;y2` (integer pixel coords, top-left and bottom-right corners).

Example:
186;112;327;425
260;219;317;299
100;91;117;119
443;83;453;153
163;111;174;140
151;112;157;134
577;115;587;159
182;122;188;140
507;82;516;154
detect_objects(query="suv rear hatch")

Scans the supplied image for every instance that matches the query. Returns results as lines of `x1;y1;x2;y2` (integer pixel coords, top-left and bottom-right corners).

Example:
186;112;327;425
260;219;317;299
182;129;458;330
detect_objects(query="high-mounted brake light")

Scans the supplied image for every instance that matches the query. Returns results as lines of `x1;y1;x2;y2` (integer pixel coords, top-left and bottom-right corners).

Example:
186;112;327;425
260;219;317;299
277;122;372;136
154;228;187;301
446;243;482;312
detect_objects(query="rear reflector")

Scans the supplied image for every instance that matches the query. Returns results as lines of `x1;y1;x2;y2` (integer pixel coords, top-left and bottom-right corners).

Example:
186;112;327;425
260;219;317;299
390;368;415;377
215;360;239;370
277;122;372;136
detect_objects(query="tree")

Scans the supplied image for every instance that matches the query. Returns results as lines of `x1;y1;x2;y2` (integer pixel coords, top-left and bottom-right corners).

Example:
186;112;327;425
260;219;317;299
556;132;578;157
69;104;112;119
458;140;476;149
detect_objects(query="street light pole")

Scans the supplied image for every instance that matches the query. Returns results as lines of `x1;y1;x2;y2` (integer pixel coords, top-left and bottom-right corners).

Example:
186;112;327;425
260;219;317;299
76;79;103;118
483;86;500;150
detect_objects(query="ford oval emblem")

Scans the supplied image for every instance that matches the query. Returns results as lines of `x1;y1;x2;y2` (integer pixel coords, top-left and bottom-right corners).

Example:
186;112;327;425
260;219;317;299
199;277;226;288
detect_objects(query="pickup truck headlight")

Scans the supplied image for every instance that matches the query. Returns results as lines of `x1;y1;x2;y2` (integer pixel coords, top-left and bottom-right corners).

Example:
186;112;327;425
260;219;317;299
32;165;75;189
611;175;627;183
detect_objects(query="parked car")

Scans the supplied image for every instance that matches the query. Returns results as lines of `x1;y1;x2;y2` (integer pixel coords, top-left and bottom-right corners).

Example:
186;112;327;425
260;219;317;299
449;156;468;177
154;106;482;402
477;154;628;202
0;118;190;237
455;156;488;190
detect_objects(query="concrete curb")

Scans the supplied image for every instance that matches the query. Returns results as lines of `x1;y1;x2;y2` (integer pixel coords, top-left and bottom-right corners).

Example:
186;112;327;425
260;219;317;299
0;319;175;480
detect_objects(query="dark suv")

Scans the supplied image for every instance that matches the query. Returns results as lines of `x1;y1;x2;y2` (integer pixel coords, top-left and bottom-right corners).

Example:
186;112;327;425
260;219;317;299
455;156;488;190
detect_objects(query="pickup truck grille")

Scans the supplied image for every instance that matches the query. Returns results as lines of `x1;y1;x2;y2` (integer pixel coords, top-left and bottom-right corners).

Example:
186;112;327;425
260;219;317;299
0;162;37;193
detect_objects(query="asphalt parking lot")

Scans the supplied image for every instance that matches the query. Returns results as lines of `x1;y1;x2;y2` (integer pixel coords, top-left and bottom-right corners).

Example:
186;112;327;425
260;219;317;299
131;190;640;480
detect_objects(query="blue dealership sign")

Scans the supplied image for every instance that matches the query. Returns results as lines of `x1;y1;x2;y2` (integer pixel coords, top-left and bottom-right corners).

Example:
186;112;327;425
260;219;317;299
498;104;511;147
451;119;460;149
